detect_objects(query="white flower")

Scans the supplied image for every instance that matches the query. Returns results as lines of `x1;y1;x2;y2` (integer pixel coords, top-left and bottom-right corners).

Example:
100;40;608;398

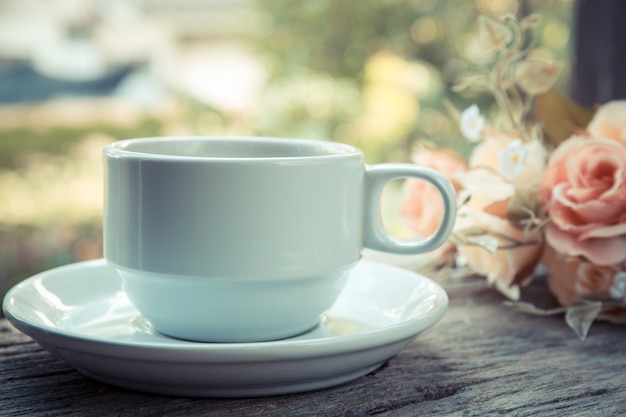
460;104;485;141
497;139;527;178
609;272;626;301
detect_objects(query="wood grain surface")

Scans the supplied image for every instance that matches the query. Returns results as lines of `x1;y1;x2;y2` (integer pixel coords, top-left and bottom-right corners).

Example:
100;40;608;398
1;274;624;417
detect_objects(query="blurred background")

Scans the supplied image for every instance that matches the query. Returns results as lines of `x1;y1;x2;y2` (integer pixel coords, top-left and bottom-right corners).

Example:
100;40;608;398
0;0;574;307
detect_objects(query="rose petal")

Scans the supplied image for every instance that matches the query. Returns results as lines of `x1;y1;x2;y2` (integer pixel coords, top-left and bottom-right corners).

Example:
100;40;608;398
580;222;626;240
562;198;626;225
457;211;542;300
566;186;607;203
456;168;515;206
546;223;626;265
587;100;626;146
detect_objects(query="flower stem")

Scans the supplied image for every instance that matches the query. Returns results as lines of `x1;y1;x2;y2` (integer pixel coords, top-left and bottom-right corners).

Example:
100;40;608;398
489;17;527;136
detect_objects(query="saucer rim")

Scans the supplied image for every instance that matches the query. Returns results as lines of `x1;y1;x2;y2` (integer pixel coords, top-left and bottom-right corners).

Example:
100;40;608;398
3;259;448;362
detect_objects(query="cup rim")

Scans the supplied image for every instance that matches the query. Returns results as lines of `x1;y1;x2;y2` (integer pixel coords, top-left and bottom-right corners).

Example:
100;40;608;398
104;136;362;162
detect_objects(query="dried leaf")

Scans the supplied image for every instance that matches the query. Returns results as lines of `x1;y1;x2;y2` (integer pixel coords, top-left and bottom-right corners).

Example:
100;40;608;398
565;302;603;340
456;226;490;237
503;300;566;316
506;188;541;229
505;300;603;339
449;233;499;253
506;206;533;229
515;60;561;95
536;89;594;148
478;15;514;54
451;74;488;93
470;235;499;253
520;13;543;29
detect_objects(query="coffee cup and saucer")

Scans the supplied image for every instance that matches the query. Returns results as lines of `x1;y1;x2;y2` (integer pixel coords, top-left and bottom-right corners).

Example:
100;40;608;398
3;137;455;397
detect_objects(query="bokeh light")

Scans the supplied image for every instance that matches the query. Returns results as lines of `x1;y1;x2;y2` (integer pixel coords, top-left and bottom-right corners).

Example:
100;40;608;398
0;0;575;308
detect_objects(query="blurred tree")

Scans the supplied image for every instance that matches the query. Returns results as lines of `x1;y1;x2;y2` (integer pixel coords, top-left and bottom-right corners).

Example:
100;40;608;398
256;0;476;81
0;0;578;310
251;0;574;162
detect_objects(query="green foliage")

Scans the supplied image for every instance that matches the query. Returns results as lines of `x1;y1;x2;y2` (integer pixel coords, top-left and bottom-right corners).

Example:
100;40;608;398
0;0;577;310
0;118;163;170
254;0;475;80
250;0;574;162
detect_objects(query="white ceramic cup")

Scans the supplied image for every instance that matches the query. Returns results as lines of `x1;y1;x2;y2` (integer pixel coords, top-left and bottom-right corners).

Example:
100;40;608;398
103;137;456;342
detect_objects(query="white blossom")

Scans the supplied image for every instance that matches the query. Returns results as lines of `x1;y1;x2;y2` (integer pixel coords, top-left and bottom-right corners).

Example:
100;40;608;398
497;139;527;178
460;104;485;142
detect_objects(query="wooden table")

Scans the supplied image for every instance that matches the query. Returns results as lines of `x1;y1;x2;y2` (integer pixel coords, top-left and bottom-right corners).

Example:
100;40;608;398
2;273;624;416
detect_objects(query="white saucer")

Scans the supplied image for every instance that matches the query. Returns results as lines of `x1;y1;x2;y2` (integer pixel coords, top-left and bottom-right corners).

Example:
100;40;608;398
3;259;447;398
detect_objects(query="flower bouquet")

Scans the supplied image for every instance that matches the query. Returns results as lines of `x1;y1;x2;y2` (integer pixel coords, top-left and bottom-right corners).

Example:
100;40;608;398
401;14;626;338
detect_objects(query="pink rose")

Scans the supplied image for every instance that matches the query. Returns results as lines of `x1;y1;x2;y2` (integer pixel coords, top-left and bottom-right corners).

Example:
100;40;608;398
457;211;542;300
542;247;626;324
456;168;515;218
455;155;541;300
455;167;540;300
400;148;467;237
541;136;626;265
587;100;626;146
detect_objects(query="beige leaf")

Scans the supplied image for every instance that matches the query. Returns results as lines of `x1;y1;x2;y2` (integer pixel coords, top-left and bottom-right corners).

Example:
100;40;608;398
478;15;514;54
520;13;543;29
565;302;603;340
456;226;490;237
503;301;566;316
515;59;562;95
471;235;500;253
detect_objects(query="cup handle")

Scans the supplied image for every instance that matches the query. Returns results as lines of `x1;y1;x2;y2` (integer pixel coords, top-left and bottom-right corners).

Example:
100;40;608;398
363;164;457;255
